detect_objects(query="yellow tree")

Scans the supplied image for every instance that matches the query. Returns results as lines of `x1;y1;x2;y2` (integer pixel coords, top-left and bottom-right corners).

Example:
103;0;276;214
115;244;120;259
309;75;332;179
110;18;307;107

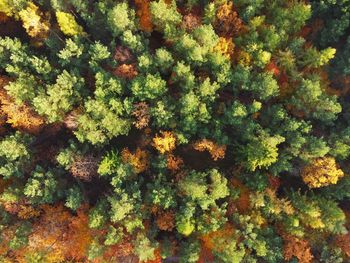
121;147;149;174
153;131;176;154
19;3;50;38
301;157;344;188
193;139;226;161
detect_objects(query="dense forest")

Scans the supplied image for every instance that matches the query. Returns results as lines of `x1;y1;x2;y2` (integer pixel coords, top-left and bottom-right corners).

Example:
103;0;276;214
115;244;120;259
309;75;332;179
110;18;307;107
0;0;350;262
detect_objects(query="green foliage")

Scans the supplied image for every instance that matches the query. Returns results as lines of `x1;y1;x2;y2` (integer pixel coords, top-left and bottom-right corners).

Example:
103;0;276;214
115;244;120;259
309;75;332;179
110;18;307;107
176;203;196;236
150;0;182;31
74;72;131;145
0;1;349;262
311;0;350;76
107;3;135;36
4;74;38;105
33;70;85;122
288;192;347;235
240;132;285;171
320;244;344;263
88;199;108;229
0;132;33;178
178;169;229;210
24;166;61;204
65;186;83;210
146;176;176;209
104;226;123;246
9;222;32;250
133;233;157;262
290;78;341;122
131;73;167;100
178;239;200;263
87;239;104;260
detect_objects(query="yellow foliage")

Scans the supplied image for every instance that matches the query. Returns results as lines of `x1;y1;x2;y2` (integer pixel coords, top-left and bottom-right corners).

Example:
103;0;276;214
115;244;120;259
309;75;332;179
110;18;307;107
121;147;149;173
213;37;234;59
250;211;266;226
153;131;176;154
265;188;295;216
193;139;226;161
215;2;243;37
302;157;344;188
0;0;15;17
56;11;84;36
0;88;45;134
236;50;251;66
17;205;41;219
19;2;50;39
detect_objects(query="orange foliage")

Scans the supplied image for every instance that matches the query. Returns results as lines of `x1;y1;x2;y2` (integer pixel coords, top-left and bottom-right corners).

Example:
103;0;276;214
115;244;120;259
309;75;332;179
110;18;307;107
17;205;41;219
0;178;11;194
299;26;312;38
114;45;135;63
0;226;16;257
153;131;176;154
265;61;280;76
0;79;44;134
0;109;6;135
193;139;226;161
132;102;150;129
102;236;135;260
156;210;175;231
113;64;138;79
336;232;350;257
2;201;41;219
215;2;243;37
135;0;153;32
121;147;150;173
182;13;201;31
0;12;9;23
200;223;235;252
265;188;295;215
145;248;162;263
166;154;184;171
231;178;250;213
282;234;314;263
23;204;72;261
18;204;93;262
198;245;215;263
268;175;281;190
65;206;93;260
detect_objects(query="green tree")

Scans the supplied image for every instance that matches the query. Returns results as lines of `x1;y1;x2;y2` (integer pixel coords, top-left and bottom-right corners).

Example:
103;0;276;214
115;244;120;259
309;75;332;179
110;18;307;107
240;132;285;171
0;132;33;178
33;70;85;122
107;3;136;36
65;186;83;211
23;166;61;204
